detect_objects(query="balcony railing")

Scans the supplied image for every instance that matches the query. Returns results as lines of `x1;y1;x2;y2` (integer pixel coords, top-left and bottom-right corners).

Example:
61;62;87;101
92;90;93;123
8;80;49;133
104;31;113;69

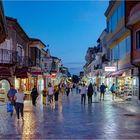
0;49;17;65
30;58;42;67
102;54;109;63
17;56;33;67
94;64;102;70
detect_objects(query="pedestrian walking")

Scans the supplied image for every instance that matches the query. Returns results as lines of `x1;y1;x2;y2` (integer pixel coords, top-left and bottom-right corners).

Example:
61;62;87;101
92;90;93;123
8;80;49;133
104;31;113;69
14;88;25;120
7;85;17;116
93;83;97;97
80;83;87;104
42;88;47;105
87;83;93;104
66;83;70;96
47;83;54;106
54;85;59;102
59;82;65;96
31;86;38;106
110;83;116;100
78;83;82;94
100;83;106;101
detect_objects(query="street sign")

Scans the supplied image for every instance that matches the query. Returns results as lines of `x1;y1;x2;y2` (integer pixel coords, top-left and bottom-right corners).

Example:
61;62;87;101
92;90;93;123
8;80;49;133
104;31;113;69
105;66;116;72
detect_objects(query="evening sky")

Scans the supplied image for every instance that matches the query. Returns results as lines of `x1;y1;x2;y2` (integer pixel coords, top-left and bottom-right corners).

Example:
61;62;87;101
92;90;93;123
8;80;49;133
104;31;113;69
3;0;108;74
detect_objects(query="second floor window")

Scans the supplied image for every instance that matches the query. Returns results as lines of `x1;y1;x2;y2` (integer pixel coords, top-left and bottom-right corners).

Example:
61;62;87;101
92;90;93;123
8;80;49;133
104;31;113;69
111;35;131;60
136;30;140;49
107;1;124;33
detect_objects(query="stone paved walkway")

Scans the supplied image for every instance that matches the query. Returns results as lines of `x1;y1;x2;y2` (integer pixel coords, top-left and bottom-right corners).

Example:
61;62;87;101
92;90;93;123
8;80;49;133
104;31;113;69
0;92;140;139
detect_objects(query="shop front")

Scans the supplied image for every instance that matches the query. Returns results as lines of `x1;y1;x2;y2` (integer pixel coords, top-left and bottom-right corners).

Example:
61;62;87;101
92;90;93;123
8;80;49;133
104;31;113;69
112;69;134;100
0;67;12;102
15;78;29;92
14;68;32;99
132;68;139;99
30;67;44;93
38;75;44;92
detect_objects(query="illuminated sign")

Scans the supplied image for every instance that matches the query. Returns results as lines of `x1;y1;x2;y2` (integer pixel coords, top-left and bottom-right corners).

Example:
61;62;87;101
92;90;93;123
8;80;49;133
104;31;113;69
46;75;56;79
105;67;116;72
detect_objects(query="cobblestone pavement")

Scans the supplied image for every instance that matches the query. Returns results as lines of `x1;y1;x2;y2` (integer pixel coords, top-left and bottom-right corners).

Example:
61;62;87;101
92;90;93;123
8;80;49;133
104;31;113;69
0;92;140;139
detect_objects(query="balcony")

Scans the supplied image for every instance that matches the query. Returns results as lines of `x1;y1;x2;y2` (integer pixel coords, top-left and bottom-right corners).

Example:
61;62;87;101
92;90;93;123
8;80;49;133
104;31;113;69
30;58;41;67
16;56;33;67
94;64;102;70
102;54;109;64
96;46;102;56
0;49;17;66
127;3;140;25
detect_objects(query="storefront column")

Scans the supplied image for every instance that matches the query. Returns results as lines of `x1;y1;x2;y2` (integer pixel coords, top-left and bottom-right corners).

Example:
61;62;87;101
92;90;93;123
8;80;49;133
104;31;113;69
138;67;140;100
20;78;22;88
44;76;46;89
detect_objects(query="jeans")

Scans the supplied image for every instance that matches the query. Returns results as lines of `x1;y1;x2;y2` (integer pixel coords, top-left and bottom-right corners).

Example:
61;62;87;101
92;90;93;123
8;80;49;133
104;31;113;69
32;96;38;106
15;102;24;119
81;94;86;104
88;96;92;104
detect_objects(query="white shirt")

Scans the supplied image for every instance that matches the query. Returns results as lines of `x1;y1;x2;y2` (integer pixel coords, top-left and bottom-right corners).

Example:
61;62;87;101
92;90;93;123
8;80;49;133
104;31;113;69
80;86;87;95
15;92;25;103
48;87;54;95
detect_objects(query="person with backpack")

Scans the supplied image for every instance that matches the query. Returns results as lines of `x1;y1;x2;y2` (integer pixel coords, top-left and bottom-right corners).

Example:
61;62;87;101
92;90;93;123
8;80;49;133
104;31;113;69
110;83;116;100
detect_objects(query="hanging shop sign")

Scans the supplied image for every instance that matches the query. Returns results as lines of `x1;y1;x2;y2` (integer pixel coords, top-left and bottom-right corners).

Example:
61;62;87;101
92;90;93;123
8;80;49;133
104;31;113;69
105;66;116;72
46;75;56;79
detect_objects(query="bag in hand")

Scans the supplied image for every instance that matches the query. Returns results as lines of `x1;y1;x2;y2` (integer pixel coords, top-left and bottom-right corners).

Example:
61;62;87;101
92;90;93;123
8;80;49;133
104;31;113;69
6;101;13;112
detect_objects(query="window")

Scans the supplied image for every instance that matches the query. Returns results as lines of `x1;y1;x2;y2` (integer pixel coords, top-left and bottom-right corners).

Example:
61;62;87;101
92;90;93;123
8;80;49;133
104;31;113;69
119;39;126;59
107;1;125;33
112;10;118;32
107;21;109;33
126;36;131;53
136;30;140;49
111;36;131;61
112;45;119;60
118;3;122;21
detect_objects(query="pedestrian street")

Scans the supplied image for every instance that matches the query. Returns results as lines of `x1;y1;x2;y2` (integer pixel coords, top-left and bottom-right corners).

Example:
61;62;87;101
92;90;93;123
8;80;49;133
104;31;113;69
0;92;140;139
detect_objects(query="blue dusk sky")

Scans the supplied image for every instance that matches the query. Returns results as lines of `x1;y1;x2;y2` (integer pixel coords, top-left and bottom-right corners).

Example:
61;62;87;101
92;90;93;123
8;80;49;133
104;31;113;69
3;0;109;75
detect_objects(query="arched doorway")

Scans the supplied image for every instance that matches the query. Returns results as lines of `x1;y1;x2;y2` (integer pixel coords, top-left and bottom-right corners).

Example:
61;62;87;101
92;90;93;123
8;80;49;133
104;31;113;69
0;79;10;102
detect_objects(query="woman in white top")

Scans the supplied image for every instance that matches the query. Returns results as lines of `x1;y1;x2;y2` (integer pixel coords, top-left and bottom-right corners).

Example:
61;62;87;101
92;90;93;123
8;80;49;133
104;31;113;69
80;84;87;104
14;88;25;120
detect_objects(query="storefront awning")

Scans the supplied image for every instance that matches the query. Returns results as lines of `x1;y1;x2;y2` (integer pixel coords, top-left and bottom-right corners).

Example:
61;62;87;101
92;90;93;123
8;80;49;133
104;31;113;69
15;68;29;78
0;67;11;76
31;71;43;75
105;72;112;78
110;69;127;77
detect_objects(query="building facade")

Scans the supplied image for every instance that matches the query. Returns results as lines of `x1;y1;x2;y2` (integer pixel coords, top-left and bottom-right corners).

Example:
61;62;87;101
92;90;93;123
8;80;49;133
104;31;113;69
105;0;139;100
0;17;30;102
126;1;140;99
0;1;7;44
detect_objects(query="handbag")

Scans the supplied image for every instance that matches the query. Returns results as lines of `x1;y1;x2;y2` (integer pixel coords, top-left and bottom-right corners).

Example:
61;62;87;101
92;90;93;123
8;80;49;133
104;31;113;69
6;101;13;112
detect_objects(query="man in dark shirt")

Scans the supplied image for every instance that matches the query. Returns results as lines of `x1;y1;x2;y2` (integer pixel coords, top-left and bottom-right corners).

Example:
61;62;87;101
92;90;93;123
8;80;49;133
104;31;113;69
100;83;106;101
7;85;17;116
